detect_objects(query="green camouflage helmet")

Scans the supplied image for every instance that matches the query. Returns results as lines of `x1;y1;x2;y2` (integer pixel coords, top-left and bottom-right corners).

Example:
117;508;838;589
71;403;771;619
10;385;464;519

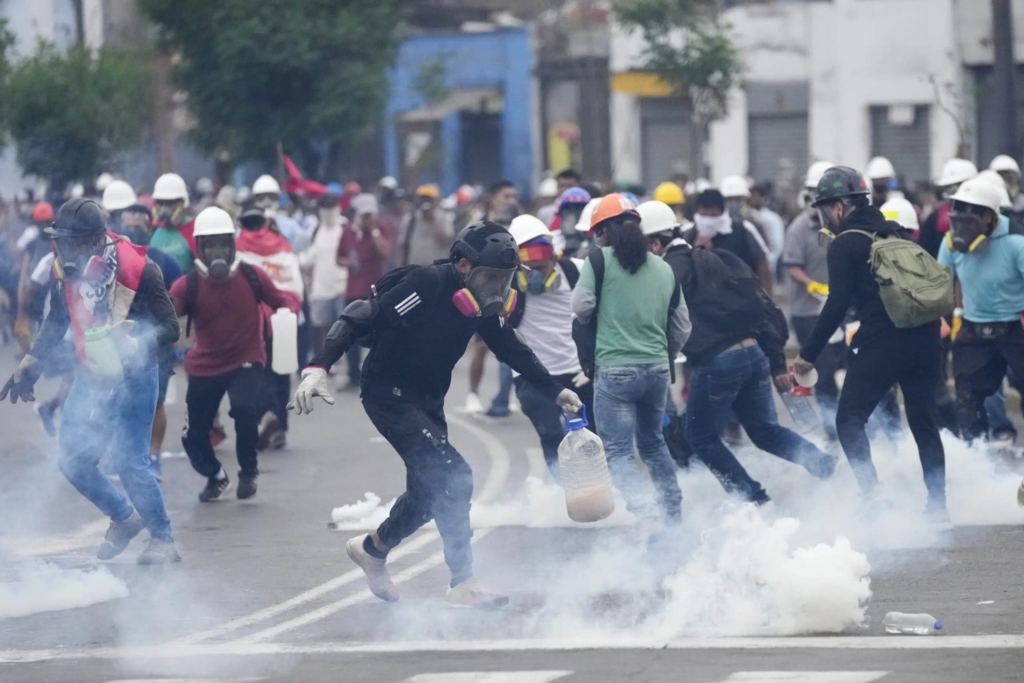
812;166;871;207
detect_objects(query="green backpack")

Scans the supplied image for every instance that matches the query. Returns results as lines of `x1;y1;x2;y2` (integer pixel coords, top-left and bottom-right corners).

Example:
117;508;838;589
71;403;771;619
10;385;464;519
844;229;954;328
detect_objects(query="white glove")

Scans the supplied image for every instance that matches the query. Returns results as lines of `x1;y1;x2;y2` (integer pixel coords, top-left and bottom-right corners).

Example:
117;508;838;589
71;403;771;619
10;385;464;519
288;367;335;415
571;371;590;388
555;388;583;412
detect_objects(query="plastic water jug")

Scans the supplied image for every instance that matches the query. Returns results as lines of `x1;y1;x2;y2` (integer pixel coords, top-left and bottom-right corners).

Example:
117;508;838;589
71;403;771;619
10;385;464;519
780;383;821;435
557;406;615;523
270;308;299;375
882;612;943;635
84;326;124;382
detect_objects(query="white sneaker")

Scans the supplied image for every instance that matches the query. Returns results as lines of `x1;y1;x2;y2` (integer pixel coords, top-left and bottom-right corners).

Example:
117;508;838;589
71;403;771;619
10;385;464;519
509;397;521;413
464;392;484;414
346;535;399;602
445;579;509;609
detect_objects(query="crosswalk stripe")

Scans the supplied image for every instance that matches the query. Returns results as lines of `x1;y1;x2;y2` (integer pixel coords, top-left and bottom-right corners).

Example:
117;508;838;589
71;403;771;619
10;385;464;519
405;673;572;683
725;674;888;682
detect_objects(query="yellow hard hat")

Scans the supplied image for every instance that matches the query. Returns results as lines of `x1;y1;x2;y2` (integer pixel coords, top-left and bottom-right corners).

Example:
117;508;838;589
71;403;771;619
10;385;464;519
416;184;440;199
653;181;685;205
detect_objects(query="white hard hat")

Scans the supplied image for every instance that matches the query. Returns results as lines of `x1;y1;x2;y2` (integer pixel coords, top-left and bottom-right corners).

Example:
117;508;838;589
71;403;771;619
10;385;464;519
805;161;834;189
989;154;1021;176
577;198;602;233
101;180;137;212
69;183;84;199
976;170;1012;210
196;177;214;195
880;197;919;231
509;214;551;246
379;176;398;190
152;172;190;205
95;172;114;192
352;193;380;216
949;177;1003;215
537;177;559;199
251;174;281;196
192;206;237;238
935;158;978;188
638;201;681;236
865;156;896;181
719;175;750;199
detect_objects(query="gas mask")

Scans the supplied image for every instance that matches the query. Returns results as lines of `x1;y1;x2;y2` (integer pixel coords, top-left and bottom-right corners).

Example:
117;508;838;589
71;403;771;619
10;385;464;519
52;234;112;281
452;266;517;318
517;267;562;295
195;235;240;281
947;201;995;254
155;202;186;229
253;194;279;219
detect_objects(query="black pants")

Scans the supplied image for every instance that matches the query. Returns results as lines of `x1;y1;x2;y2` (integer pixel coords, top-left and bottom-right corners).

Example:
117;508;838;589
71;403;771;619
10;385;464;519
835;331;946;508
953;322;1024;443
183;364;263;478
260;340;291;432
792;315;843;439
364;398;474;584
514;373;596;480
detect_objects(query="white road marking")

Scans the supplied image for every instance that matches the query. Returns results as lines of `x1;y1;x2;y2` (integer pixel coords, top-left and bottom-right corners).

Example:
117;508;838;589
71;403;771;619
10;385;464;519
172;410;511;647
0;518;108;559
725;673;888;682
405;673;572;683
237;528;495;644
4;635;1024;664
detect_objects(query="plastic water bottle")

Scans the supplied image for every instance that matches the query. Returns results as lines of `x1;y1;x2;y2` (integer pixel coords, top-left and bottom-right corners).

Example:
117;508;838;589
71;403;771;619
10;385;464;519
883;612;943;635
270;308;299;375
780;383;821;435
558;406;615;523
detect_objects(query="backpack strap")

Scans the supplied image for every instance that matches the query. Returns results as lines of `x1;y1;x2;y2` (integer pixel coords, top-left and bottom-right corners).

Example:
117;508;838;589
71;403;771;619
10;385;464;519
185;269;199;338
559;257;581;288
842;229;880;241
591;247;605;314
238;262;263;304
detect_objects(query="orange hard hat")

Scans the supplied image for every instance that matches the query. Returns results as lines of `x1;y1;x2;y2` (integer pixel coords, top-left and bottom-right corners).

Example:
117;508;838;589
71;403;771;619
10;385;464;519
416;184;440;199
589;193;639;237
31;202;54;222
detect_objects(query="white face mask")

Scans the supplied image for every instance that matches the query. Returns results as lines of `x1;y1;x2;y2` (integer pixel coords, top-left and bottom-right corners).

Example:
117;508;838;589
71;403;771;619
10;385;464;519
694;213;733;237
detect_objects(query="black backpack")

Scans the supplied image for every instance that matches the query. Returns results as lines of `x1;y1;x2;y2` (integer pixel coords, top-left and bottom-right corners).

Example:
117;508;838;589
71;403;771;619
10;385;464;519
184;262;263;337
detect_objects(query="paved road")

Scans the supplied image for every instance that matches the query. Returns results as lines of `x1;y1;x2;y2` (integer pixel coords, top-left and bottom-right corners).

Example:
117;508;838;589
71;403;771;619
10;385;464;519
2;349;1024;683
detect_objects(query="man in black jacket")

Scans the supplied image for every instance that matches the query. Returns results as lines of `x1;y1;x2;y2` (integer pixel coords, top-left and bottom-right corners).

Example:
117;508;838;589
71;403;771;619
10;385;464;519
290;222;581;609
640;200;836;504
1;199;182;564
794;167;946;517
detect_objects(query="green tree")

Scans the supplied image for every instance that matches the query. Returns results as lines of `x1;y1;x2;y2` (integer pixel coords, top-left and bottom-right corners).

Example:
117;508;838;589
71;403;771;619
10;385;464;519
5;42;150;189
139;0;403;176
615;0;744;177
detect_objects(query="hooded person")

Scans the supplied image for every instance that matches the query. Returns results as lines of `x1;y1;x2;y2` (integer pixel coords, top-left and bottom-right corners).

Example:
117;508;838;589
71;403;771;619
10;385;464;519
291;221;581;609
150;172;197;272
235;206;305;451
170;207;301;501
1;198;182;564
793;166;949;519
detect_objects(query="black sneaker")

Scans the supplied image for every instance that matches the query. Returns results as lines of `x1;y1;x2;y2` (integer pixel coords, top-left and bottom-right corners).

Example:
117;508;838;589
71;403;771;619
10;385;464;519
137;537;182;565
257;413;280;452
199;475;232;502
97;511;144;560
237;472;258;499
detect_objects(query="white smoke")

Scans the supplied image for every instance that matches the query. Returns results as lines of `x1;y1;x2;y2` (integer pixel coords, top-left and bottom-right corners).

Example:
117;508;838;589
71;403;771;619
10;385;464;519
0;561;128;619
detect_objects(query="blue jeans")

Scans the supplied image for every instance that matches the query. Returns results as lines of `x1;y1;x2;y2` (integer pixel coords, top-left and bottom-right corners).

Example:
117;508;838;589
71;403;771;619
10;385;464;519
595;363;682;521
686;345;833;503
58;366;173;540
488;363;514;413
984;385;1017;439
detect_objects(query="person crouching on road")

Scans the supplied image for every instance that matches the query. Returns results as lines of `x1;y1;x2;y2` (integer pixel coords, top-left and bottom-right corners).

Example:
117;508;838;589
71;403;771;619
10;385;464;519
171;207;301;501
937;178;1024;443
290;221;582;609
2;199;181;564
507;214;595;479
572;194;690;530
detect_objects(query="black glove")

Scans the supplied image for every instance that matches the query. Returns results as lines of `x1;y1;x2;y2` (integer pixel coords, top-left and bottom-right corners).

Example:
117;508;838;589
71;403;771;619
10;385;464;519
0;354;42;404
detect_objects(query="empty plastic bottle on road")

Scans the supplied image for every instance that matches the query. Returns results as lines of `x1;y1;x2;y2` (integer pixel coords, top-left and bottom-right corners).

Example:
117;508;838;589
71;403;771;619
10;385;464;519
883;612;943;635
558;406;615;523
780;382;821;435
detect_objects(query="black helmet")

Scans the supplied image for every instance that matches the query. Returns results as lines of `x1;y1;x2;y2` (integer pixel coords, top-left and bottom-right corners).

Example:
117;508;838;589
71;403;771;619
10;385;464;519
450;221;519;270
46;198;107;238
812;166;870;208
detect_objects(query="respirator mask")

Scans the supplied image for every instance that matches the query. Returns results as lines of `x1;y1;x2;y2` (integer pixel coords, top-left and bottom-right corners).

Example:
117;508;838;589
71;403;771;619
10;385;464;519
52;233;113;281
195;235;240;281
452;266;517;318
947;200;995;254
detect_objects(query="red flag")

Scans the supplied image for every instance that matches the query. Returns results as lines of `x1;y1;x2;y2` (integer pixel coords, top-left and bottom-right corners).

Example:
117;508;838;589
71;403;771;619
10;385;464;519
281;153;303;182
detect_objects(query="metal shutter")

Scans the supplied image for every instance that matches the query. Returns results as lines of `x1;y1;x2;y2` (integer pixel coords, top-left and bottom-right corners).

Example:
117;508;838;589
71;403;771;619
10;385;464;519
870;105;931;185
640;97;692;188
748;113;809;184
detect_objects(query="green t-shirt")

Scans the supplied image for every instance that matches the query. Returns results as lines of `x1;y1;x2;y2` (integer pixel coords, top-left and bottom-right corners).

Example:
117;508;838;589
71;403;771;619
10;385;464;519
578;247;676;368
150;227;194;273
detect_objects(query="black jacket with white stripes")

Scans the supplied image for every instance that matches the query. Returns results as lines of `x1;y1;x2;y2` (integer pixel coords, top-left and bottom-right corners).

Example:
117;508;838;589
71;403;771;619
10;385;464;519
315;262;563;407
